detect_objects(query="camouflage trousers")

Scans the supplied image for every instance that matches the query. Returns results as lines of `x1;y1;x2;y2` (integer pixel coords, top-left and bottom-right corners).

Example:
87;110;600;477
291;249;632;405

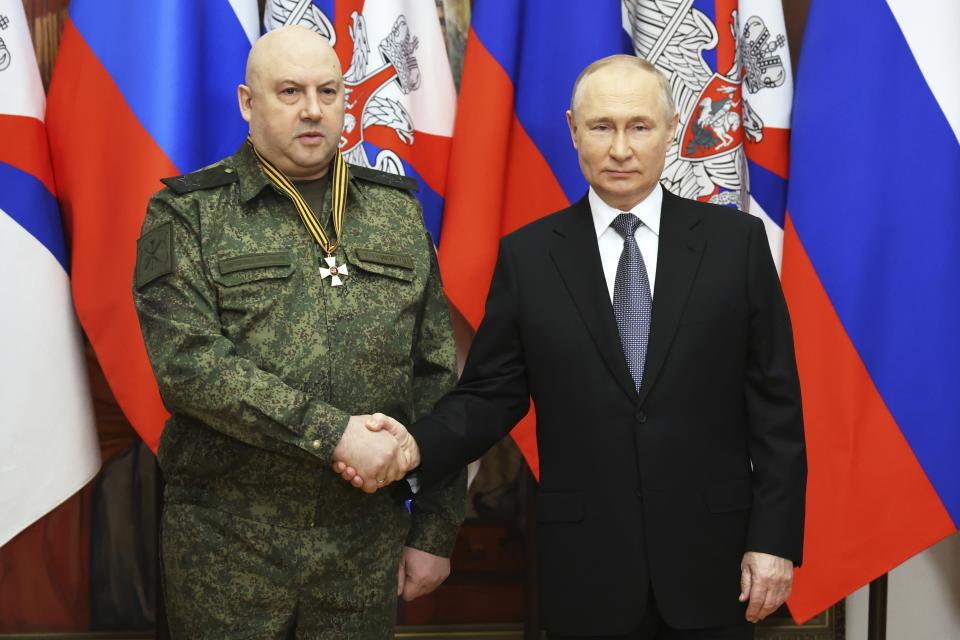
161;502;407;639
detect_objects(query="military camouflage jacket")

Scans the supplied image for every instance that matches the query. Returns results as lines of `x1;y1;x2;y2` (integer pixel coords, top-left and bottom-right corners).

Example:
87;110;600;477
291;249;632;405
133;143;464;556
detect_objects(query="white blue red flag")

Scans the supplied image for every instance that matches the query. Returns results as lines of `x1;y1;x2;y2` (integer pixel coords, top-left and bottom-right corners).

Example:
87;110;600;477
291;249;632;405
439;0;792;475
0;0;99;546
46;1;260;450
264;0;457;241
783;0;960;622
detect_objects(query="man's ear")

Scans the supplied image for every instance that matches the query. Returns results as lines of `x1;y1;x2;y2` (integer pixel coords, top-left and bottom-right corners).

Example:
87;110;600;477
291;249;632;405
566;110;578;149
237;84;252;124
668;112;680;141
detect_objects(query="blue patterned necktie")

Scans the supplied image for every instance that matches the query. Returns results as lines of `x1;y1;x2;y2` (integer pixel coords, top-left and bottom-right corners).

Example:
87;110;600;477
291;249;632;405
611;213;652;393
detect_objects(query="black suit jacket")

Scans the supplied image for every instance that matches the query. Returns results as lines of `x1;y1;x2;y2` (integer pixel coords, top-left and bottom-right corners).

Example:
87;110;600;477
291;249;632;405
411;191;806;634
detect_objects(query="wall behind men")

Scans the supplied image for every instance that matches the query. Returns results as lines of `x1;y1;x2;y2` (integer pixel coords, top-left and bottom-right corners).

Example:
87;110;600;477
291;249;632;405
12;1;959;638
845;533;960;640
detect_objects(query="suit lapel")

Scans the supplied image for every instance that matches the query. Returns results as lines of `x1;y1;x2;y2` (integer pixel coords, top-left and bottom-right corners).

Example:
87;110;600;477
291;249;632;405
638;189;705;405
549;196;638;401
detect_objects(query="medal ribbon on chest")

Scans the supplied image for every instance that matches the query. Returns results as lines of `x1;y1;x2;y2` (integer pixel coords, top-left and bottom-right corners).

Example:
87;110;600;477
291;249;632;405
250;139;350;286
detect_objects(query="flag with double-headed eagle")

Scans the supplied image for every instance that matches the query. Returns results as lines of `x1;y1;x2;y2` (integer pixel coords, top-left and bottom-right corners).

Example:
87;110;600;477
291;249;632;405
439;0;793;477
0;0;100;547
640;0;792;268
264;0;457;242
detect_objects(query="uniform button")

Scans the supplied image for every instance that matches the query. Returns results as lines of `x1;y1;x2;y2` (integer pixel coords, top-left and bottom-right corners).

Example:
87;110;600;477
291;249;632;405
636;411;647;424
223;167;234;174
311;439;322;450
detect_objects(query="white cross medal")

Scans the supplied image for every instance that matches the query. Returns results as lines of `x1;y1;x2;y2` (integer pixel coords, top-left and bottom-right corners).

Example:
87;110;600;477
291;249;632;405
319;256;349;286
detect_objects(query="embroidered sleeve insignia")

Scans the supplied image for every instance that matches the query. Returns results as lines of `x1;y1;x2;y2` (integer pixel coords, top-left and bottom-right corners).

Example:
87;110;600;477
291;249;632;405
135;222;174;289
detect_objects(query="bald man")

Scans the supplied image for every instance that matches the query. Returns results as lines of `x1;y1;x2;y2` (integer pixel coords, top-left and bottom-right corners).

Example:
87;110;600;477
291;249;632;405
133;26;464;638
338;55;806;639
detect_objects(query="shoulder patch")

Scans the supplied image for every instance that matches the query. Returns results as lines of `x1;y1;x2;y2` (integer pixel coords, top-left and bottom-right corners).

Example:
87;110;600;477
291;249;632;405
135;222;174;289
348;164;419;192
161;165;239;195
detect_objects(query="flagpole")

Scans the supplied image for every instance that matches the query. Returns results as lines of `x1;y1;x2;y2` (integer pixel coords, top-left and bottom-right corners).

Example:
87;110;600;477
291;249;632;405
867;574;888;640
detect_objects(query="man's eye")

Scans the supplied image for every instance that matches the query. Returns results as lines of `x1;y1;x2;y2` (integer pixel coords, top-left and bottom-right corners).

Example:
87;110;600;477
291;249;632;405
281;88;298;96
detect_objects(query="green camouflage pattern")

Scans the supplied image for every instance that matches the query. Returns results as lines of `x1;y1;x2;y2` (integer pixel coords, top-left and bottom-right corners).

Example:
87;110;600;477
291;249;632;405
162;502;405;639
134;144;465;635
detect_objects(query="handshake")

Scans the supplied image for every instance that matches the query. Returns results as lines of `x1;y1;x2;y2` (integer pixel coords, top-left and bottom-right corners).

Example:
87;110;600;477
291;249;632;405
331;413;420;493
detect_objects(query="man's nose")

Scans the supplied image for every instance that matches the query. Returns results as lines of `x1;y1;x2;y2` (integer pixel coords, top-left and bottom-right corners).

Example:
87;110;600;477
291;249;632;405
609;130;630;160
301;90;323;120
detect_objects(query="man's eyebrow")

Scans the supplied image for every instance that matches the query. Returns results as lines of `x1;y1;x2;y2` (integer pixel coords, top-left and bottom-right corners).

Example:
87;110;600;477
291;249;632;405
275;77;340;86
583;114;657;125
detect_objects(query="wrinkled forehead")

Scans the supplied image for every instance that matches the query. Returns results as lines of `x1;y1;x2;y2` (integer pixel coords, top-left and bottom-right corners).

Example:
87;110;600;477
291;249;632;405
266;53;340;86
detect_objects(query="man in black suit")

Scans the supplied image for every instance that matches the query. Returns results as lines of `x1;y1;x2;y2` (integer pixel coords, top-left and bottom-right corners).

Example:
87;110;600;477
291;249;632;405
335;54;806;639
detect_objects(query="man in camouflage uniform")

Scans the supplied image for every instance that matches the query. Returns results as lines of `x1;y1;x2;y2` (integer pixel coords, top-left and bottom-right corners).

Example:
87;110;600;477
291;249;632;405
133;26;464;639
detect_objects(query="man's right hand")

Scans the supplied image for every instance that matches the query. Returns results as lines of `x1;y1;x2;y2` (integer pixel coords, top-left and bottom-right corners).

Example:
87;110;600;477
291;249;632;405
332;415;406;493
332;413;421;491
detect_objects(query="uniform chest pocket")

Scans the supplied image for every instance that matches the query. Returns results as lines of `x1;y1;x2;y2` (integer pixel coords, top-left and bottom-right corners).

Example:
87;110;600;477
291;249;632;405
345;246;416;283
210;250;296;306
342;246;420;366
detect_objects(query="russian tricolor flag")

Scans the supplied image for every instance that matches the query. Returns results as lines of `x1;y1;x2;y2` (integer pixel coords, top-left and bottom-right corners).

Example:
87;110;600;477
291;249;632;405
783;0;960;622
0;0;99;546
440;1;793;476
46;0;260;450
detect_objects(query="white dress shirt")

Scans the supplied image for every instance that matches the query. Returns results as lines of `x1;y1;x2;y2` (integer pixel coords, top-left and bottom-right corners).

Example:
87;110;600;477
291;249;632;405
589;185;661;302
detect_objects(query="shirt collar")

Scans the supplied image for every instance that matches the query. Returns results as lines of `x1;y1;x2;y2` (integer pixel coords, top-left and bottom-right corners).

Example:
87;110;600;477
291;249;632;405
589;184;663;239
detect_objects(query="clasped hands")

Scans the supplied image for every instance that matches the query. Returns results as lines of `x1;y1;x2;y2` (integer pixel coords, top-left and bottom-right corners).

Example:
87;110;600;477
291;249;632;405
331;413;419;493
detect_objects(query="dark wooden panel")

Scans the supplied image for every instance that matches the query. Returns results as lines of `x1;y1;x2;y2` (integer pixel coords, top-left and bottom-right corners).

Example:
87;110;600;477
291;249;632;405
21;0;69;88
783;0;812;74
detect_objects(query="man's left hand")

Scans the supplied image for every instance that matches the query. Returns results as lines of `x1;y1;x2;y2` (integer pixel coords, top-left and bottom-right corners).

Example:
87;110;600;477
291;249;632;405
397;546;450;602
739;551;793;622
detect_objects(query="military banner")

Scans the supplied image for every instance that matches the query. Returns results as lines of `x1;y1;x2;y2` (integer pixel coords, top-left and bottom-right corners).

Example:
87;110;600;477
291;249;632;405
629;0;792;268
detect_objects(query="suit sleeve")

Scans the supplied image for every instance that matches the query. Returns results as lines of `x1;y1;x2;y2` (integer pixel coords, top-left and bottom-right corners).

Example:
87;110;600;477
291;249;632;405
743;216;807;565
409;238;532;488
404;234;466;557
133;193;350;463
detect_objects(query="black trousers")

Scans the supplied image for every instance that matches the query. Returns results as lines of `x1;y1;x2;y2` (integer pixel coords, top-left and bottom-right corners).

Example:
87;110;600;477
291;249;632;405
547;590;753;640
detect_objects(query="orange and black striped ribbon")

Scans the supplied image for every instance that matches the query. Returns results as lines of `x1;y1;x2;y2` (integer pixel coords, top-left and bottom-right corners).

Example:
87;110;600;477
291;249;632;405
250;140;348;256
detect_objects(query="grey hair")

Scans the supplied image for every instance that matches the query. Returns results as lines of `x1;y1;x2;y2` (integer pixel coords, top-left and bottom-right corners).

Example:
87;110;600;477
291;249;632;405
569;54;676;121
